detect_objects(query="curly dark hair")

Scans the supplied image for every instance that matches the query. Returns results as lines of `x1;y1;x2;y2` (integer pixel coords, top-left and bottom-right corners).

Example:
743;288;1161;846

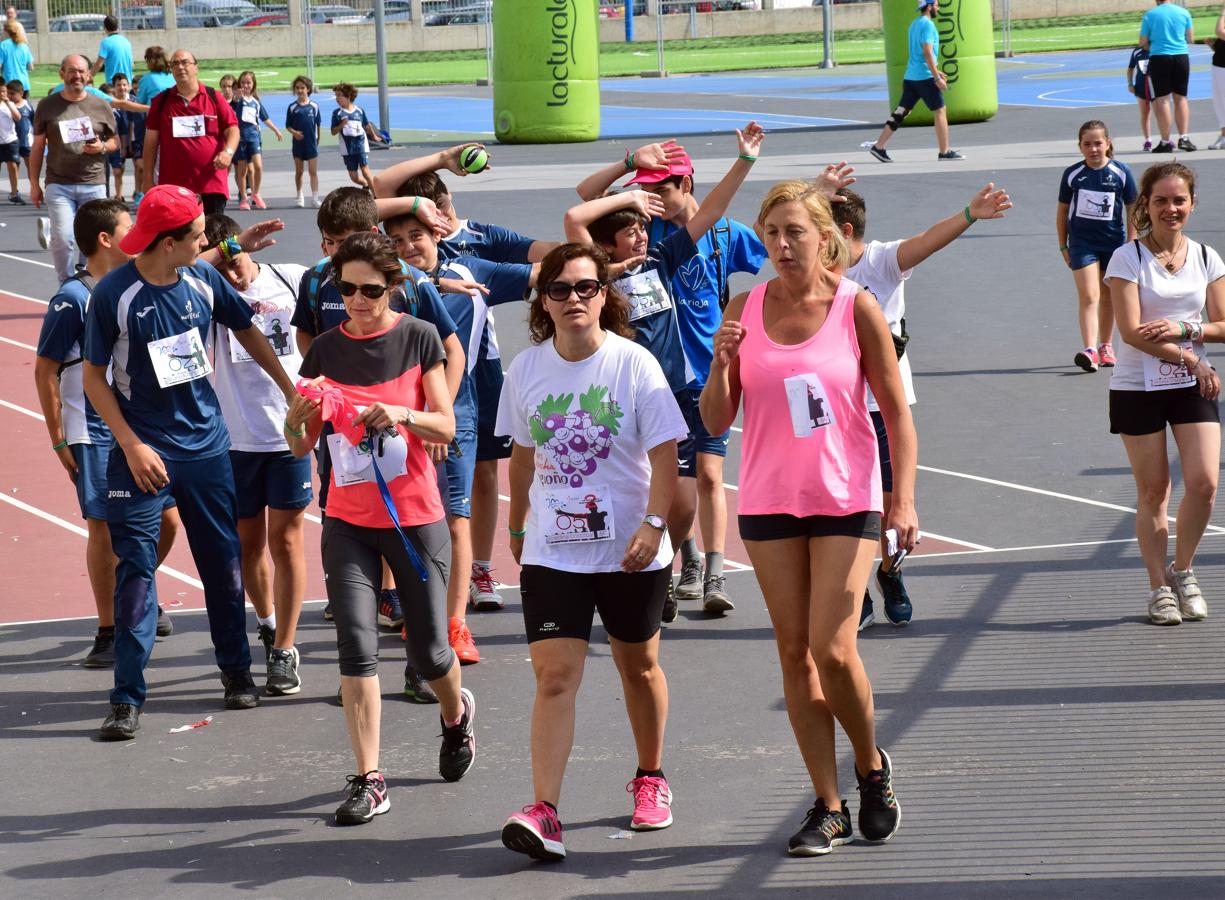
528;243;633;345
331;232;407;291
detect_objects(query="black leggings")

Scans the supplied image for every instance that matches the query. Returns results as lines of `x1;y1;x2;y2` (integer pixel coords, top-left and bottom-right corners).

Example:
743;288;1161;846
322;516;454;680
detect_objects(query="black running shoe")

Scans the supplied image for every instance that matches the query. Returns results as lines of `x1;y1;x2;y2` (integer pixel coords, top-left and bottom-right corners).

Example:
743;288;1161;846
1177;137;1197;152
335;771;389;825
323;603;334;622
222;670;260;710
84;628;115;668
439;687;476;782
99;702;140;741
265;646;301;695
869;145;892;163
404;666;439;704
156;605;174;637
257;623;275;662
856;746;901;842
858;590;875;632
661;579;678;624
876;565;913;625
937;149;965;160
788;798;853;856
1152;140;1175;153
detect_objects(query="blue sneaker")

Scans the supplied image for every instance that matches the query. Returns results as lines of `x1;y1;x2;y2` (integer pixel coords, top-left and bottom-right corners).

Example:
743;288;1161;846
858;591;875;631
876;565;913;625
378;589;404;629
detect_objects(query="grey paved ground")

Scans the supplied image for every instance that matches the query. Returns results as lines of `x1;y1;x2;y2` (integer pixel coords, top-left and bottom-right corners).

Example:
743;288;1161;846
3;62;1225;899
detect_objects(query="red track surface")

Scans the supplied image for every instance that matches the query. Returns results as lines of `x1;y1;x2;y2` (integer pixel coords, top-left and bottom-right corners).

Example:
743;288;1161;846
0;287;971;627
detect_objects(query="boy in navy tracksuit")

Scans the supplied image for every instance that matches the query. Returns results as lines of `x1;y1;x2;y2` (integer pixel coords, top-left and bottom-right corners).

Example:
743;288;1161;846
83;185;299;741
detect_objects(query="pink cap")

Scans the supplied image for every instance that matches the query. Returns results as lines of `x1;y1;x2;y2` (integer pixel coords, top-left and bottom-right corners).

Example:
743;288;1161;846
119;184;203;255
625;149;694;186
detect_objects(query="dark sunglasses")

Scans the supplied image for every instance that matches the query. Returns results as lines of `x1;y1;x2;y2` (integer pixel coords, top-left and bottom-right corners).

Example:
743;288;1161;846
543;279;604;302
334;279;390;300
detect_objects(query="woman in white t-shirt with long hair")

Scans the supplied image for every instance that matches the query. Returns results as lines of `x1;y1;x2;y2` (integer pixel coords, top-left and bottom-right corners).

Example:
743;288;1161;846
497;243;688;863
1105;161;1225;625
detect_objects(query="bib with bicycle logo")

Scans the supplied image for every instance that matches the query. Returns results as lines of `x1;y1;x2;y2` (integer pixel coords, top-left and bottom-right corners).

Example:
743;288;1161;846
147;330;212;388
541;486;615;545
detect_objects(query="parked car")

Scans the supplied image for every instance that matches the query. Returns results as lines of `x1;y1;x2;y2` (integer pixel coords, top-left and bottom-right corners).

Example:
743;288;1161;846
367;0;413;22
176;0;262;27
48;13;106;32
306;3;365;23
119;7;167;29
237;12;289;25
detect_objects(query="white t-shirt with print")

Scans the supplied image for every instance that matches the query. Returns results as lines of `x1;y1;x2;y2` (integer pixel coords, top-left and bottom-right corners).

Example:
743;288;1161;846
496;332;688;574
0;102;16;144
211;263;306;451
1104;239;1225;390
846;239;916;411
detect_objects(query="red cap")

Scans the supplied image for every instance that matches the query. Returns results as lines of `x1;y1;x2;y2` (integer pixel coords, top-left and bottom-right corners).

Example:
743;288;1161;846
625;150;694;186
120;184;204;255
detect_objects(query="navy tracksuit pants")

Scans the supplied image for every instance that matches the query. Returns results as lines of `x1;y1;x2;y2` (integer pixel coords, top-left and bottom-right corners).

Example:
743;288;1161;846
106;449;252;707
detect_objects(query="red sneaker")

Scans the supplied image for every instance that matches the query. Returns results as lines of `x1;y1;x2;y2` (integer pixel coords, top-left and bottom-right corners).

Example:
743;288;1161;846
1098;343;1116;367
627;775;674;830
449;616;480;665
502;801;565;861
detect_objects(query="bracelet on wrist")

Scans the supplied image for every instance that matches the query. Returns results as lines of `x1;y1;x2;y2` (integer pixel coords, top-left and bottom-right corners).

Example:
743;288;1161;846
218;235;242;262
1059;244;1068;252
625;151;634;171
283;420;305;438
52;439;68;451
738;154;757;163
508;526;526;538
411;195;420;214
964;206;976;225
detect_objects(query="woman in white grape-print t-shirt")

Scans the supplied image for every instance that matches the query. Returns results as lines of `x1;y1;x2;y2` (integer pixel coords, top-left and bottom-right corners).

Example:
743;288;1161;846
495;244;688;862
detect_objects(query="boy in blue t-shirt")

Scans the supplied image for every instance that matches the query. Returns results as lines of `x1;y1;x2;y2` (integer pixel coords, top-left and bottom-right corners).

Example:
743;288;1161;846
286;75;322;209
231;71;282;211
83;185;298;741
331;82;381;191
105;73;136;201
564;122;765;615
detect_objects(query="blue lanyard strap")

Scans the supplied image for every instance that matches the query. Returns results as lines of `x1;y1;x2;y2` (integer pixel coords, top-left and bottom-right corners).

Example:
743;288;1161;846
369;433;429;582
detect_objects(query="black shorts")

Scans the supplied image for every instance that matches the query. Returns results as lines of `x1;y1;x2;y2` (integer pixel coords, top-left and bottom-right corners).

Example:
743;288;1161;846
519;564;670;644
1148;54;1190;97
1134;73;1155;101
870;410;894;493
739;510;882;542
1109;386;1219;435
898;77;945;112
0;142;18;164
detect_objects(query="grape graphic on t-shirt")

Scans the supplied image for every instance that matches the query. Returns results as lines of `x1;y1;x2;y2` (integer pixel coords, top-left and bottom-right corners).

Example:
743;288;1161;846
529;384;623;487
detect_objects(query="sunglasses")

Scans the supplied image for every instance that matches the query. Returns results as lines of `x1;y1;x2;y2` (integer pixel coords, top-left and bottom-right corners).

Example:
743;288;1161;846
335;279;390;300
543;279;604;302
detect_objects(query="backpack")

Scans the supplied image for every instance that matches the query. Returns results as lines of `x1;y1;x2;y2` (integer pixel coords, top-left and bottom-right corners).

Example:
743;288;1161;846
302;257;419;336
650;216;733;310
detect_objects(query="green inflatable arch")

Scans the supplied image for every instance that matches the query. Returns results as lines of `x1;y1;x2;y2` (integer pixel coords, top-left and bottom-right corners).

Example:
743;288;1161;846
493;0;601;143
882;0;998;126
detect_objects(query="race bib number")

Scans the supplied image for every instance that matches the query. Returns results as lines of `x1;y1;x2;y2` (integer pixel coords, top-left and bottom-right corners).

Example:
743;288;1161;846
240;105;259;125
171;115;205;138
541;487;615;545
228;313;294;363
783;373;835;437
1075;189;1115;221
618;269;672;322
1143;340;1200;392
58;115;95;144
341;118;363;137
147;330;212;388
326;428;408;487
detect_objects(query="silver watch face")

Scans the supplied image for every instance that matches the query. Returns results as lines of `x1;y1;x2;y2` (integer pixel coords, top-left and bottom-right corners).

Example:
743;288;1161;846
645;514;665;530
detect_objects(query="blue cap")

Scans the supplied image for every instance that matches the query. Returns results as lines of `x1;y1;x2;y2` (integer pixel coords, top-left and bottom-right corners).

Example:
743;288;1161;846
917;0;935;7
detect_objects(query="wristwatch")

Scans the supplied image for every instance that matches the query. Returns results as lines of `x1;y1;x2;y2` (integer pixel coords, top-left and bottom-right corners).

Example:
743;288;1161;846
406;409;417;427
643;514;665;531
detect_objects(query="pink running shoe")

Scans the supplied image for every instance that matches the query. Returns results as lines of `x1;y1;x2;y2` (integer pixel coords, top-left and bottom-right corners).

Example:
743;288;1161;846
237;196;251;211
1073;347;1099;372
252;194;267;210
1098;343;1116;367
502;801;565;861
627;775;673;830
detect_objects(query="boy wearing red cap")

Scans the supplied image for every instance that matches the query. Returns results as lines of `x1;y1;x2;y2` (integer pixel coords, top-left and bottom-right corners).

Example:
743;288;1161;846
83;185;299;741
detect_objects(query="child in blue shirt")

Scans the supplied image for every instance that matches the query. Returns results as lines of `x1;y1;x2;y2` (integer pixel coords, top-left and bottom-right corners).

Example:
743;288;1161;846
106;73;136;202
231;70;282;211
286;75;322;209
332;82;380;191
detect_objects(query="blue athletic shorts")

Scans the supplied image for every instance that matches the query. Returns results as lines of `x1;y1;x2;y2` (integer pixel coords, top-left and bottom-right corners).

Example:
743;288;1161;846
106;150;125;169
1068;247;1115;272
71;442;111;520
870;410;894;494
343;151;368;172
0;142;18;164
229;450;313;519
475;356;512;461
440;430;477;518
898;77;944;112
234;137;262;163
292;141;319;162
676;387;723;478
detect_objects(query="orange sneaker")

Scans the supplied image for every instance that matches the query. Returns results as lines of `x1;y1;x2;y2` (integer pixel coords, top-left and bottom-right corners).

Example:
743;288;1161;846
449;617;480;665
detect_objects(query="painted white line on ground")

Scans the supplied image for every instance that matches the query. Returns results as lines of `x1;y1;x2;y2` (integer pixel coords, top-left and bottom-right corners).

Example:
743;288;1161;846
0;492;205;589
920;530;994;551
0;252;54;271
0;335;37;352
900;531;1225;562
0;397;43;421
917;463;1225;533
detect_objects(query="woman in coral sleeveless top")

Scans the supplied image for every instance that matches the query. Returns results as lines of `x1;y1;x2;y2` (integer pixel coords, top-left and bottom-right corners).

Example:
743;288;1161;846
700;180;918;857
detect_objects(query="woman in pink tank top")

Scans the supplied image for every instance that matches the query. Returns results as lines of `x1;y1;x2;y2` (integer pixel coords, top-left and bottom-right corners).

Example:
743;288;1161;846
700;180;918;857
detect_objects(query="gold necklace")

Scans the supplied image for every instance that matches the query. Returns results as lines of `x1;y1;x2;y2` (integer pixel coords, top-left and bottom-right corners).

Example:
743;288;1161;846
1148;235;1186;272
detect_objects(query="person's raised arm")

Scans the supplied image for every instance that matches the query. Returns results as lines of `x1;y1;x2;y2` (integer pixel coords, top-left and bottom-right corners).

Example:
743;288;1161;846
699;291;748;435
896;182;1012;272
685;122;764;242
374;194;448;237
370;142;482;199
562;190;665;243
854;289;919;551
575;139;688;201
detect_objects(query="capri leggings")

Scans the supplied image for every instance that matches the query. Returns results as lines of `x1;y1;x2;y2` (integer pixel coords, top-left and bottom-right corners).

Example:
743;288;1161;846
322;515;454;680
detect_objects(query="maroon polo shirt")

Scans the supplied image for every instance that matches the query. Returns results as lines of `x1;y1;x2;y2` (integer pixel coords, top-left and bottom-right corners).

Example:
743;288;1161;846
147;84;237;197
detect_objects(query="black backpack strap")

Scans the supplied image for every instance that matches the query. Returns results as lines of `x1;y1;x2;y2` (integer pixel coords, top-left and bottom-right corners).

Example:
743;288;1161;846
266;263;299;298
710;218;732;311
1135;239;1141;264
55;271;96;375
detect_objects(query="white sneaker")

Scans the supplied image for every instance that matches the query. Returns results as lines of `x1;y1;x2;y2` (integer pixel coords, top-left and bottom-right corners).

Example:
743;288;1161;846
294;193;305;208
1209;136;1225;150
468;563;504;611
1166;564;1207;620
1148;586;1182;626
37;216;50;250
312;195;323;209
